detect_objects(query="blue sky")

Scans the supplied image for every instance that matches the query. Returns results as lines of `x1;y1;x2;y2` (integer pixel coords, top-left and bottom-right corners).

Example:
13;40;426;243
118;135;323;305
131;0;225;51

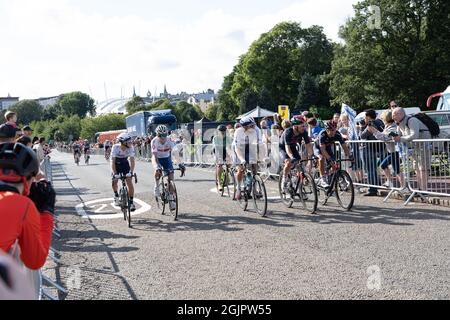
0;0;359;102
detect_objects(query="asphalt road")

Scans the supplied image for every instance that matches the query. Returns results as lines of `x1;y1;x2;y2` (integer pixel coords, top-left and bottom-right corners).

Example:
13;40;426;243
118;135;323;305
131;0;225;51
45;150;450;300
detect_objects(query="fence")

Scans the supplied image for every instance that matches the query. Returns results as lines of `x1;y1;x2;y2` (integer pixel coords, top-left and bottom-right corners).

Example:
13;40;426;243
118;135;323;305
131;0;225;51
22;155;67;300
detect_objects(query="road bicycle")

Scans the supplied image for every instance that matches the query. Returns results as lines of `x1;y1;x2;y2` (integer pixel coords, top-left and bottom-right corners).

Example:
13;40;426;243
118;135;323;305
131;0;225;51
84;150;91;165
117;173;138;228
233;162;268;217
278;158;318;214
217;163;234;198
155;165;186;221
314;159;355;211
74;152;80;166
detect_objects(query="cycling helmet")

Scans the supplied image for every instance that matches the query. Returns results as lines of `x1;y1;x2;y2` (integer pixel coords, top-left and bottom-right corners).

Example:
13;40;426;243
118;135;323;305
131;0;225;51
217;125;227;132
155;125;169;137
325;121;338;131
118;133;132;143
0;143;39;180
240;117;256;127
291;115;306;126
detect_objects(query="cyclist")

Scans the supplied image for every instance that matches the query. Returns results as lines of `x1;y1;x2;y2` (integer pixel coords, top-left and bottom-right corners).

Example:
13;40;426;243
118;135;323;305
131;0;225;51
72;141;81;163
83;139;91;163
279;115;314;193
213;125;232;192
152;125;177;211
0;142;55;270
314;121;352;188
232;117;264;200
111;133;136;212
104;140;113;160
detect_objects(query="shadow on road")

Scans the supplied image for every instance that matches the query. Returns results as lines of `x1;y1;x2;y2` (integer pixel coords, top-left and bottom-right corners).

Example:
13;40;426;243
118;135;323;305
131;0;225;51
131;213;295;233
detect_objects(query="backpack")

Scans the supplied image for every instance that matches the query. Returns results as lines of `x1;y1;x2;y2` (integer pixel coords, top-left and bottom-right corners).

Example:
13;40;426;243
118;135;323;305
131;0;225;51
407;113;440;137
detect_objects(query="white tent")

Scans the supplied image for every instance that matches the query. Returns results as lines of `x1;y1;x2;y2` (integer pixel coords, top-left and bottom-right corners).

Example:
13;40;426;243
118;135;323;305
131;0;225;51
237;106;275;120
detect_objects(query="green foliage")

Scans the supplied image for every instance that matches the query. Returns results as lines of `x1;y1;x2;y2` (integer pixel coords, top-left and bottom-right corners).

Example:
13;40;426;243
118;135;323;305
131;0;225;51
80;114;126;141
125;96;146;114
174;101;204;123
205;103;219;121
329;0;450;111
31;115;81;142
217;22;334;120
57;92;96;118
9;100;43;125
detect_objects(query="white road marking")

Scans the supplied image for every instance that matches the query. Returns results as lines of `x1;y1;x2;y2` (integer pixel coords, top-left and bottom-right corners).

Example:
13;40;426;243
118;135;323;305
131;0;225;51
75;198;151;220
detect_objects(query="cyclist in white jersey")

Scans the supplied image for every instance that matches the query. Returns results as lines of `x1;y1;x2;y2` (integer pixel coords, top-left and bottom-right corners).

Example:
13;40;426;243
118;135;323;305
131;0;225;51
151;125;177;210
111;133;136;211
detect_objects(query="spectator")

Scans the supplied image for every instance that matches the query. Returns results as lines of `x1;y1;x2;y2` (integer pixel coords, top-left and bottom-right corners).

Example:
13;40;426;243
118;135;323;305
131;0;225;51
0;124;17;143
281;119;291;131
368;110;405;189
307;118;322;141
32;137;39;145
4;111;17;128
0;143;55;270
22;126;33;138
339;114;364;185
392;107;431;191
16;136;33;148
333;113;341;126
273;113;283;127
33;138;46;166
0;252;36;300
389;100;399;110
359;109;385;196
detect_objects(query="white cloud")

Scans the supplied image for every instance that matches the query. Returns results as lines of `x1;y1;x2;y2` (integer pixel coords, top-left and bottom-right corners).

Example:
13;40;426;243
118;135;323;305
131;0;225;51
0;0;357;102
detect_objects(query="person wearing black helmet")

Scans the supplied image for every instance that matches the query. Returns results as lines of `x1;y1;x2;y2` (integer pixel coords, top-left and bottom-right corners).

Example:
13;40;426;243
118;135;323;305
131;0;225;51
213;125;232;192
0;142;56;270
314;121;352;188
279;115;314;193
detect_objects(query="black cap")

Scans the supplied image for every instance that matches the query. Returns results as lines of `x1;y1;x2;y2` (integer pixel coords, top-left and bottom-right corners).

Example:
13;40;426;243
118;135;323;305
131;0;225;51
0;124;17;138
23;125;33;132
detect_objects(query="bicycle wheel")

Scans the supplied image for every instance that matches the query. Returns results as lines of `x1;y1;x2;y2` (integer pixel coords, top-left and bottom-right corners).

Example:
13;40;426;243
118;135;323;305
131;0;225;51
335;170;355;211
233;172;248;211
168;181;179;221
298;173;318;214
120;188;128;221
314;172;329;206
278;174;294;208
160;181;167;216
221;168;233;198
253;175;268;217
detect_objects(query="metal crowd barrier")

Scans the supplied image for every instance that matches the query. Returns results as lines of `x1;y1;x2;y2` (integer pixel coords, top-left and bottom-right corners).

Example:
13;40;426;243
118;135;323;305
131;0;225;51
29;156;67;300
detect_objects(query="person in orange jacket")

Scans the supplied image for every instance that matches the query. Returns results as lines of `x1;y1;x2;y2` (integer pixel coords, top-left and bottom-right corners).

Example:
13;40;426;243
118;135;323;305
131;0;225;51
0;142;55;270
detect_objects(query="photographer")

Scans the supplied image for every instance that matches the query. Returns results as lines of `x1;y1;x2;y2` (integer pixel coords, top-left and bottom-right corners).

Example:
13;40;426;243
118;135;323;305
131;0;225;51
367;110;405;189
0;143;55;270
358;109;385;196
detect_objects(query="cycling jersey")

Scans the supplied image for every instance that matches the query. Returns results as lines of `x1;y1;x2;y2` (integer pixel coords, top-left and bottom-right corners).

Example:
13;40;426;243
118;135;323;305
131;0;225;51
314;130;346;159
111;144;136;159
213;134;232;163
151;137;175;159
73;144;81;153
232;127;261;165
279;127;310;161
0;190;54;270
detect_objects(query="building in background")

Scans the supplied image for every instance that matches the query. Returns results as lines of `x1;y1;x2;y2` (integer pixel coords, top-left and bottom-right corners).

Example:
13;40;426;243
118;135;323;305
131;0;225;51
0;95;19;111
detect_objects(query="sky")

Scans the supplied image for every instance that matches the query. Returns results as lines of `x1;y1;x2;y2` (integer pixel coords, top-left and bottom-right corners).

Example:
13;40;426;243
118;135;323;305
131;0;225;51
0;0;359;102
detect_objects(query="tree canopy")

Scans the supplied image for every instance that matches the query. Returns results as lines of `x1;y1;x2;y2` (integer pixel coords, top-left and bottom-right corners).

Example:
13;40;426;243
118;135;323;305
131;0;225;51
9;100;43;125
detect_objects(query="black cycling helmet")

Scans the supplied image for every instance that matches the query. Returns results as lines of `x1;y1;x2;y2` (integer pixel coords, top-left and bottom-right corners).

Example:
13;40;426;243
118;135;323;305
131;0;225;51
325;121;338;131
0;143;39;180
217;125;227;132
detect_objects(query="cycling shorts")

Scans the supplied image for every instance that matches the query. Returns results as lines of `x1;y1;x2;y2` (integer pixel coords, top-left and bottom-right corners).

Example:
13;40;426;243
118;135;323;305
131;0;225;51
280;147;301;163
157;157;174;174
114;158;131;176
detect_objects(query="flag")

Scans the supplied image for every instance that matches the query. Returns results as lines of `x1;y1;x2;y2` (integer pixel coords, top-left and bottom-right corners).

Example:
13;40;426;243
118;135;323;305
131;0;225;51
341;104;359;141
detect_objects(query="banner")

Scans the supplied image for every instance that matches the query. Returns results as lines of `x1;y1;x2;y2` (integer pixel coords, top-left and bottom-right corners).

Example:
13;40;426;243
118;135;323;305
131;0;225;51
278;106;290;121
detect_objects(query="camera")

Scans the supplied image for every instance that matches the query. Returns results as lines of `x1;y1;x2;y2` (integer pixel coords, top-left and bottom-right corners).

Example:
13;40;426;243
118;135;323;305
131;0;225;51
357;120;366;126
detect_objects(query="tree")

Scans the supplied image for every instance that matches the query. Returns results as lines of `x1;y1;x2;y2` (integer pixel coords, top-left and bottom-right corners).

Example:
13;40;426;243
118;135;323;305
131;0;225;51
329;0;450;111
81;114;126;141
216;69;240;121
205;103;219;121
220;22;334;115
239;88;259;115
174;101;203;123
57;92;96;118
125;96;146;114
9;100;43;125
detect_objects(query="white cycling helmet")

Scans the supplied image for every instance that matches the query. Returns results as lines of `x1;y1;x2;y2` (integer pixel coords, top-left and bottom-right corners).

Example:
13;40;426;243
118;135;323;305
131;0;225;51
155;125;169;136
118;133;132;143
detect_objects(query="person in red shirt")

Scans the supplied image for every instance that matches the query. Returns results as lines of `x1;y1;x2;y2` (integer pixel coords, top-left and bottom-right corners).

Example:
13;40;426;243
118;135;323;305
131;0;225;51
0;142;55;270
